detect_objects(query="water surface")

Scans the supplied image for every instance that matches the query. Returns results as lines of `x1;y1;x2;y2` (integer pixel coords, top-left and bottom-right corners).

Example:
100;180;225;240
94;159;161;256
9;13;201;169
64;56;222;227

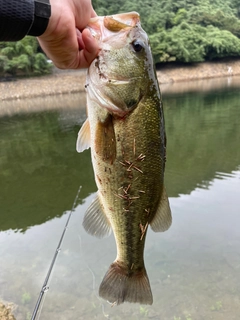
0;79;240;320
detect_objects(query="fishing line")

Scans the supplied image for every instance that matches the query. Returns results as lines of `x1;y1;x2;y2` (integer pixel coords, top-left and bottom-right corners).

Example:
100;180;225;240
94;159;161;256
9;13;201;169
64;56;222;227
31;185;82;320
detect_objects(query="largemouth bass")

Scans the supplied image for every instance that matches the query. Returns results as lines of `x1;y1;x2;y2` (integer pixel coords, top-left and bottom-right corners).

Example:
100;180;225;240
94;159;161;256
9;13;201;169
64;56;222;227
77;12;172;305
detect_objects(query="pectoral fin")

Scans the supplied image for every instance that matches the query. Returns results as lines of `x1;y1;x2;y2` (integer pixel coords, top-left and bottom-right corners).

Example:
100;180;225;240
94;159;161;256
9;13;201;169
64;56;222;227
95;114;116;164
76;118;91;153
83;193;112;238
150;186;172;232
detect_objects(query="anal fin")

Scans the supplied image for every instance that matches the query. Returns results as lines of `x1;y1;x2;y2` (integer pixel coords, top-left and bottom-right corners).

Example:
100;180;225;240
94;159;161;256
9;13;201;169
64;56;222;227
150;186;172;232
83;193;112;238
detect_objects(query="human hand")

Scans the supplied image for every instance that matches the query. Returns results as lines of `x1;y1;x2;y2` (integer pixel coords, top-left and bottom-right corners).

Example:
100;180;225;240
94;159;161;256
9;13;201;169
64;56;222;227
38;0;99;69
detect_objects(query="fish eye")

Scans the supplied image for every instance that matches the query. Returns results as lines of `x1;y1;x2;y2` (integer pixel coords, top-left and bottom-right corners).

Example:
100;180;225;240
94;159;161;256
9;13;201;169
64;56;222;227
132;40;144;53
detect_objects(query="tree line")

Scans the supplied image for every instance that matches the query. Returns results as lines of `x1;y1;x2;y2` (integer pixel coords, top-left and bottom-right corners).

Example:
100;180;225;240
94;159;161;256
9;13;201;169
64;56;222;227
1;0;240;77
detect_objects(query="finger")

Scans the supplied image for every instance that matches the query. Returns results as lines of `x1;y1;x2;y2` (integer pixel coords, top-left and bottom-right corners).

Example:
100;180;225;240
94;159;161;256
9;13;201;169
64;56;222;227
91;8;97;18
82;28;99;54
76;29;99;68
76;28;85;50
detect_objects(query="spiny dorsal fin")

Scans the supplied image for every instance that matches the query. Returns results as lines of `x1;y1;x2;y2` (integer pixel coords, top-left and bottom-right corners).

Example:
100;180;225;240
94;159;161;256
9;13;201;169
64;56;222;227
76;118;91;153
150;186;172;232
83;194;112;238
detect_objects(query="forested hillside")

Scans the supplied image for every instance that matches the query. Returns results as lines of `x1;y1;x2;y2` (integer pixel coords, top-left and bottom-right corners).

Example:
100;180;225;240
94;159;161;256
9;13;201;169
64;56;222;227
93;0;240;63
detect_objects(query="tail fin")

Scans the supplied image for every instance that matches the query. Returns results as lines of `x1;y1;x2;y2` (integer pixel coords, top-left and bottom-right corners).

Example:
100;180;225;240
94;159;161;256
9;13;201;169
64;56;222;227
99;262;153;305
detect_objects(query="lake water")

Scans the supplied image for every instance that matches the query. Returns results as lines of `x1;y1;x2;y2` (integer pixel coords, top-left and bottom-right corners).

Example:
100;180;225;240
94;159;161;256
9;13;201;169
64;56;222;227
0;77;240;320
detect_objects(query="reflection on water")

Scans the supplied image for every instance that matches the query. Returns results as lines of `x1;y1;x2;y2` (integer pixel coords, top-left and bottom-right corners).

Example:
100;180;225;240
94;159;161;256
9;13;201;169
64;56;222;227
160;75;240;94
0;79;240;319
164;87;240;197
0;111;94;232
0;91;87;118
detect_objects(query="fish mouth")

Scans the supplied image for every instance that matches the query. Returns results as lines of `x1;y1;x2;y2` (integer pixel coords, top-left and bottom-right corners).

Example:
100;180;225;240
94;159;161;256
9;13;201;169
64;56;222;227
87;12;140;41
103;12;140;31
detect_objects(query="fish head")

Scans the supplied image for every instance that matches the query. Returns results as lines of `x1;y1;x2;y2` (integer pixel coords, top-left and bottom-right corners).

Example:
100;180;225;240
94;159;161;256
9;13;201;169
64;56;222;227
87;12;157;117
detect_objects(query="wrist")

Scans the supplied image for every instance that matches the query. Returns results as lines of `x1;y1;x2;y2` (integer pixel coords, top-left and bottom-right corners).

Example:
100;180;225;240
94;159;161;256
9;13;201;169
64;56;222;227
28;0;51;37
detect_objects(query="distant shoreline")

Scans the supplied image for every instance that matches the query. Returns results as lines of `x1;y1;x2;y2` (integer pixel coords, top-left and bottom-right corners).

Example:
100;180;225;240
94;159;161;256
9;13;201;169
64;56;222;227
1;59;240;101
156;58;240;84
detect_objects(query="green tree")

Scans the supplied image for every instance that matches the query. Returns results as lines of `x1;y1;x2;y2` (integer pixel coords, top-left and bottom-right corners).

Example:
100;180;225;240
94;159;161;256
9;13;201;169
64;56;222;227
150;23;206;63
0;37;52;77
204;26;240;59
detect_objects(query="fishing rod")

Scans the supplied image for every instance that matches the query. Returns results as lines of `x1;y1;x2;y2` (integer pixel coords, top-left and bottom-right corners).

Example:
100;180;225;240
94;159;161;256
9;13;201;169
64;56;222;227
31;186;82;320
